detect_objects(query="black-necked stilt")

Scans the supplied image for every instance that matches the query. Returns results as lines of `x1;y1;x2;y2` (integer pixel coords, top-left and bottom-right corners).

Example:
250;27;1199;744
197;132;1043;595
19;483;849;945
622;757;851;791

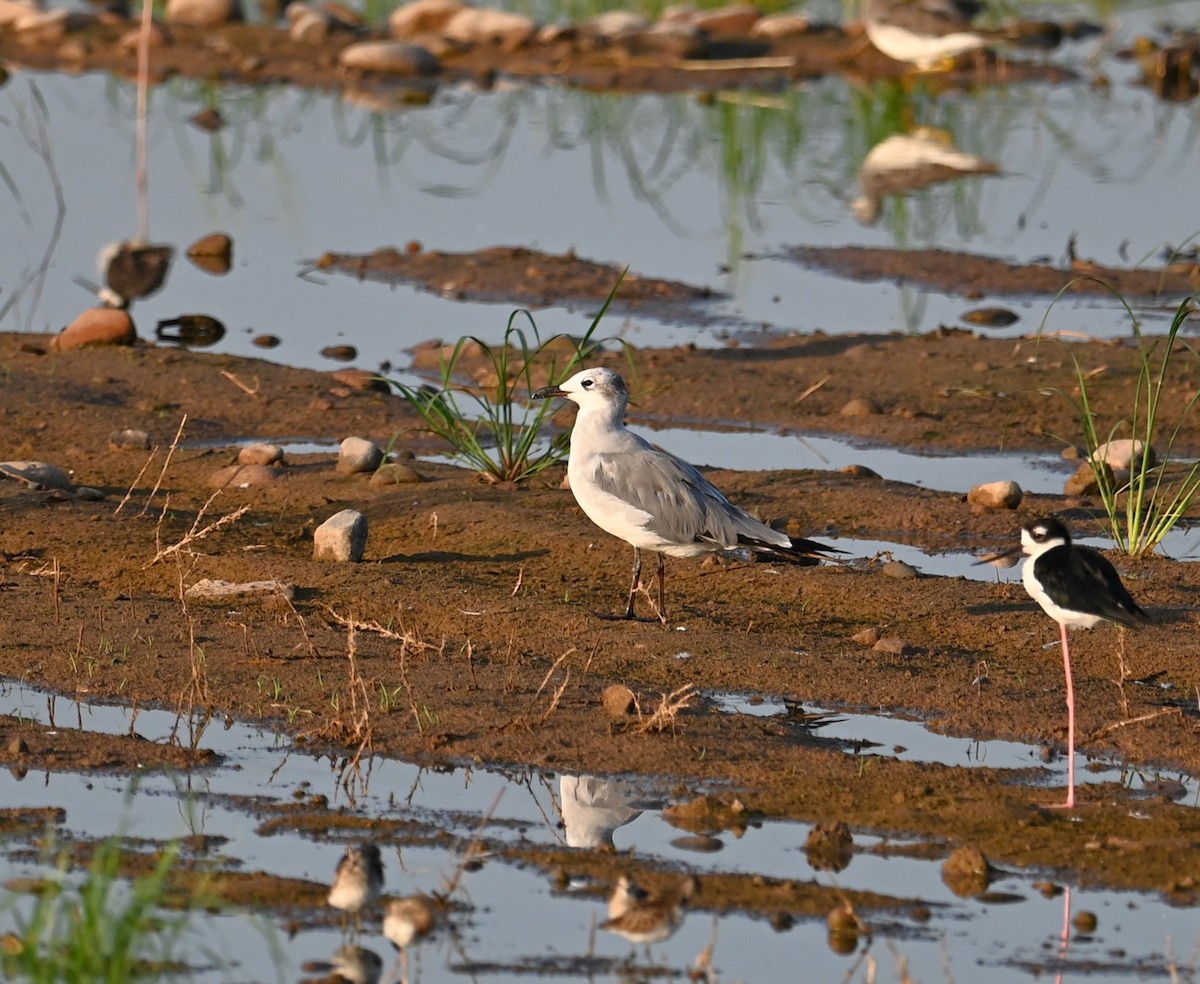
862;0;992;70
999;517;1152;809
532;368;842;623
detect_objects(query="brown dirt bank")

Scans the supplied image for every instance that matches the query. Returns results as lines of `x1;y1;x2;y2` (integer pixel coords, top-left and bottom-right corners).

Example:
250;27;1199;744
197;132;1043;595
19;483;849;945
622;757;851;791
2;331;1200;900
0;8;1080;99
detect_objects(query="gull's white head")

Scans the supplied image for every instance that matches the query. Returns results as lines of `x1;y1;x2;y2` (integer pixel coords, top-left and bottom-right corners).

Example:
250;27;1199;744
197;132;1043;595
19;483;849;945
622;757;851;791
1020;517;1071;559
533;367;628;413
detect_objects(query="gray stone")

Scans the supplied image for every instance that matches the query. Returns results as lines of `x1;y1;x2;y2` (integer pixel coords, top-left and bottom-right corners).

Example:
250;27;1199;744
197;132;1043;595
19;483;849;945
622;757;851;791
208;464;281;488
0;461;74;490
185;578;296;601
387;0;463;38
337;436;384;474
1094;439;1155;472
882;560;920;580
840;397;880;417
1064;461;1111;497
109;428;151;451
75;487;106;501
339;40;441;75
239;443;285;466
967;480;1023;510
314;509;368;562
369;463;425;486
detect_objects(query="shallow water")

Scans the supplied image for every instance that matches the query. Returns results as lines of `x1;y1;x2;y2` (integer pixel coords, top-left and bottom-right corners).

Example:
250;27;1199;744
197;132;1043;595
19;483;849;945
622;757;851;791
3;7;1200;980
1;684;1197;982
2;8;1198;377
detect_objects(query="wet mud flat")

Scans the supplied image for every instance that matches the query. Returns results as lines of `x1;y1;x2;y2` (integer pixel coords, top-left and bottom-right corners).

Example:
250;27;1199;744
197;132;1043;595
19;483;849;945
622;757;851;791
2;328;1200;918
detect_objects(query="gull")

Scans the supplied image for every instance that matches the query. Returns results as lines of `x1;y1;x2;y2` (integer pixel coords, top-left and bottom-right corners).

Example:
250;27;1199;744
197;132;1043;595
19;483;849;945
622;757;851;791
532;368;841;622
988;517;1152;809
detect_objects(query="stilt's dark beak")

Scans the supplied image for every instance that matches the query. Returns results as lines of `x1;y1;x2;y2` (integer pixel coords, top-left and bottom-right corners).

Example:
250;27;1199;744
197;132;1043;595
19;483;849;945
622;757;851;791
532;385;566;400
973;544;1022;567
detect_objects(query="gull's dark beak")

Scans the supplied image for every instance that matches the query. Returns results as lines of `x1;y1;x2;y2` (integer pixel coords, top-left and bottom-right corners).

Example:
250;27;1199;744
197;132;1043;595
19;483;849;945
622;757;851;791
972;543;1022;567
532;385;566;400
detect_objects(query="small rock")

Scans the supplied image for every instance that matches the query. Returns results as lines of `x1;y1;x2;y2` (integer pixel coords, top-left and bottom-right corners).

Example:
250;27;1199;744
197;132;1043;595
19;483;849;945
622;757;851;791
840;397;880;417
238;443;285;466
851;627;880;646
805;821;854;873
320;345;357;362
51;308;136;351
1094;438;1154;471
601;683;636;718
881;560;919;579
583;9;648;37
75;487;106;501
670;834;724;853
442;6;535;46
0;461;74;490
872;636;908;655
118;23;168;49
961;306;1020;328
618;23;707;57
337;436;384;474
0;0;38;27
288;3;327;40
252;334;281;348
1064;460;1112;496
165;0;240;26
685;4;760;37
208;464;280;488
967;480;1023;510
339;39;442;74
826;902;859;935
185;578;296;601
1072;910;1098;934
314;508;368;562
840;464;881;479
109;429;151;451
186;233;233;274
749;12;810;38
370;463;425;485
332;368;389;392
387;0;463;37
14;8;67;42
941;846;994;898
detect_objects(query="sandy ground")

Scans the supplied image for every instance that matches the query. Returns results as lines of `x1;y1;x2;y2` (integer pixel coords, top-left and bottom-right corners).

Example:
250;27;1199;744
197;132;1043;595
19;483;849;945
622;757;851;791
2;323;1200;919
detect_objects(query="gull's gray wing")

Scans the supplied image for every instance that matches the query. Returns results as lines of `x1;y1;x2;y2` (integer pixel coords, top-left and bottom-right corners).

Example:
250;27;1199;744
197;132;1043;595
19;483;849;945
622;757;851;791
583;436;782;549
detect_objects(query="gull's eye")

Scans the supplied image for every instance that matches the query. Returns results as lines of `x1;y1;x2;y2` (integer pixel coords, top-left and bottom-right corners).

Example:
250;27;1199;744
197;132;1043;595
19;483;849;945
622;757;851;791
581;378;594;389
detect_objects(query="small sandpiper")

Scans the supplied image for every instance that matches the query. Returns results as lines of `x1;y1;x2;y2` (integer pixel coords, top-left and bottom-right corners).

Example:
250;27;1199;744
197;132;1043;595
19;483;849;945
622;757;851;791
862;0;992;70
328;844;384;932
602;875;698;952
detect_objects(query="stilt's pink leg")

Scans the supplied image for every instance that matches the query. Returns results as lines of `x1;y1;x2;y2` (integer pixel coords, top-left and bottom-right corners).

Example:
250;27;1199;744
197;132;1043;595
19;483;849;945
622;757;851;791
1056;622;1076;809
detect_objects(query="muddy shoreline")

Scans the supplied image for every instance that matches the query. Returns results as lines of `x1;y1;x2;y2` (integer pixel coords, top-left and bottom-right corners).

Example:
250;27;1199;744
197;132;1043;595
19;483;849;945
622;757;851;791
2;327;1200;910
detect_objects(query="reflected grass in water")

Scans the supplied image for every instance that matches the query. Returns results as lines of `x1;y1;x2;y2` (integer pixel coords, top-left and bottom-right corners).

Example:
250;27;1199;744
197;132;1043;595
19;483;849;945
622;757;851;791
4;836;200;984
